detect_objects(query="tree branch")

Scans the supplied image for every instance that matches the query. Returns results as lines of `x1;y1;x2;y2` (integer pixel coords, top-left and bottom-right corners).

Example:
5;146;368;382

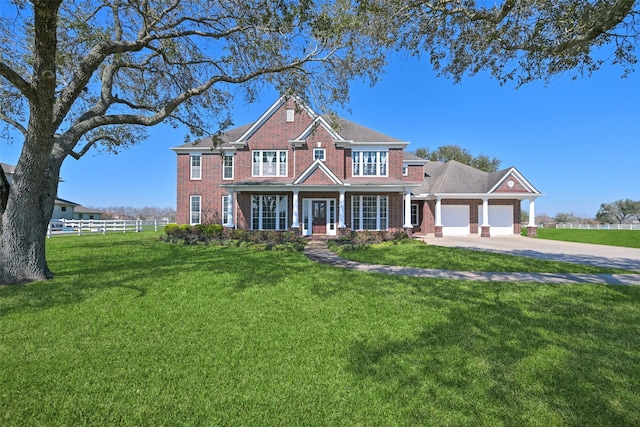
0;60;35;101
0;111;28;137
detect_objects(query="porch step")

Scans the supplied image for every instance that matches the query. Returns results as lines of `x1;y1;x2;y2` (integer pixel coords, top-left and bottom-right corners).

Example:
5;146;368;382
305;239;329;249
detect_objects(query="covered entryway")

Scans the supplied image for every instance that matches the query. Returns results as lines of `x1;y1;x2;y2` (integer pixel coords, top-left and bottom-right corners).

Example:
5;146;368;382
301;198;337;236
312;200;327;234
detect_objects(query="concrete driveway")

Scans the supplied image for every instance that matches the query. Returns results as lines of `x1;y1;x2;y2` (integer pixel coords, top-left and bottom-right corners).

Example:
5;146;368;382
418;235;640;271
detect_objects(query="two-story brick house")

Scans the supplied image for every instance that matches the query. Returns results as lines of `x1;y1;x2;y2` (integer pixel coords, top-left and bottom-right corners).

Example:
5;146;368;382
172;97;541;237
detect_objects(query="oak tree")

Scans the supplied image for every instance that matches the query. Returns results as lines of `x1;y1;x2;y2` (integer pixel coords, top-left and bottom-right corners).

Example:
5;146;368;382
365;0;640;85
596;199;640;223
414;145;502;172
0;0;385;284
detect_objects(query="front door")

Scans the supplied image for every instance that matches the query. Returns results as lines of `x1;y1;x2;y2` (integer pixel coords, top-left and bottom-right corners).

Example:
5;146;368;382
312;200;327;234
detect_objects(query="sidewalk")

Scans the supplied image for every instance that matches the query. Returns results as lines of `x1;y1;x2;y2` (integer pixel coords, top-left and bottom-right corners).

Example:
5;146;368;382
303;240;640;285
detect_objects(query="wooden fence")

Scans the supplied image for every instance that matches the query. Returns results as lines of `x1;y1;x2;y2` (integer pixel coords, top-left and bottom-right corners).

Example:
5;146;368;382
47;219;173;238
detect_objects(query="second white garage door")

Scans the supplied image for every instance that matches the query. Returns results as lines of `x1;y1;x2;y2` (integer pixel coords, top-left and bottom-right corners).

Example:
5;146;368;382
478;205;514;236
441;205;470;236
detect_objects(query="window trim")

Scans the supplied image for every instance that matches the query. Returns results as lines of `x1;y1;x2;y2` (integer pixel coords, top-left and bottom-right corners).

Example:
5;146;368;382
402;165;409;176
352;150;388;177
222;195;231;226
351;195;388;231
190;155;202;180
313;148;326;161
223;155;234;180
190;195;201;225
251;150;288;177
411;203;419;226
251;194;288;230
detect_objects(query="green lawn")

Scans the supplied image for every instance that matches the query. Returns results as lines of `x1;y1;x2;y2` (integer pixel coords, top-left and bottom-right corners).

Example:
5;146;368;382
2;233;640;426
332;240;632;274
528;228;640;248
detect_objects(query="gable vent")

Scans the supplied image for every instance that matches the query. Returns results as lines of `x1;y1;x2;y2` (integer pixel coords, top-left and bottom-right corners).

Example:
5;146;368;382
286;109;295;122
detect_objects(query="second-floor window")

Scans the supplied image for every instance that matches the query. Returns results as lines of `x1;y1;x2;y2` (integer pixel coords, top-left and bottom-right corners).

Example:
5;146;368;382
223;155;234;180
313;148;326;161
252;150;287;176
352;151;388;176
190;155;201;180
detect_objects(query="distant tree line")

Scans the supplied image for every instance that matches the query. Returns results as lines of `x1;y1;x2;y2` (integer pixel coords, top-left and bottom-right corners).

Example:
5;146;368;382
92;206;176;222
414;145;502;173
532;199;640;226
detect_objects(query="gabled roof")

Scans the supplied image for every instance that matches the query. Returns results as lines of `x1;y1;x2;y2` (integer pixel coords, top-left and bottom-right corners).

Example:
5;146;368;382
1;163;15;174
55;197;80;206
293;159;343;185
74;205;103;214
171;97;409;151
417;160;541;196
329;117;404;144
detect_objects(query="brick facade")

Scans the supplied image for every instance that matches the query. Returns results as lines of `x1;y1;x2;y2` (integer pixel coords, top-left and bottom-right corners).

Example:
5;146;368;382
174;97;539;237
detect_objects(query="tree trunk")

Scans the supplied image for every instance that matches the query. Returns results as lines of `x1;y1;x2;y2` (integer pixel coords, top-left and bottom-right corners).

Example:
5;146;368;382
0;198;54;285
0;0;62;285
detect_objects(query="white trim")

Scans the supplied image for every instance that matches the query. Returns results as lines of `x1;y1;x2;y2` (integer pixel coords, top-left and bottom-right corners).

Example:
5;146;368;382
313;148;326;161
488;167;541;194
352;150;389;177
252;150;288;177
222;154;234;180
290;115;343;144
190;155;202;180
190;195;201;225
351;195;388;231
293;159;343;185
301;198;337;236
237;97;317;146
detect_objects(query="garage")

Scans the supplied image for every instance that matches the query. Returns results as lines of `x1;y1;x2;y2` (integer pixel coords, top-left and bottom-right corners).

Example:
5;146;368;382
441;205;470;236
478;205;514;236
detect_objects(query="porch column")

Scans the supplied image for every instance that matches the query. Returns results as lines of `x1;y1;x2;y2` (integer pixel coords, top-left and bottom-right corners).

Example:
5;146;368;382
481;197;490;238
338;189;346;229
527;197;537;237
292;189;300;228
435;196;443;237
227;190;235;228
403;188;412;229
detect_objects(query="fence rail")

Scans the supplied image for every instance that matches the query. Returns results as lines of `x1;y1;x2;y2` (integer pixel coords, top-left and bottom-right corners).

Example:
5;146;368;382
553;223;640;231
48;219;173;237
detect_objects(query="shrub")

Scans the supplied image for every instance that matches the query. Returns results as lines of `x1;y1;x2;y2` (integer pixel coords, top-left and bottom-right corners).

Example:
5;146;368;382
164;223;180;236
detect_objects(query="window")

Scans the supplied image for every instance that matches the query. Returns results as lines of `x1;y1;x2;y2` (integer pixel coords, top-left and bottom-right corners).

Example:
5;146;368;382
251;195;288;230
352;195;388;230
411;203;419;226
190;195;201;225
61;206;67;212
313;148;326;161
222;195;231;226
223;155;234;180
252;150;287;176
352;151;388;176
190;155;201;180
403;165;409;176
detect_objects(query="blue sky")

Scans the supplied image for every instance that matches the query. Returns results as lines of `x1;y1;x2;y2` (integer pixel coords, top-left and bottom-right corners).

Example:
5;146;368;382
0;55;638;218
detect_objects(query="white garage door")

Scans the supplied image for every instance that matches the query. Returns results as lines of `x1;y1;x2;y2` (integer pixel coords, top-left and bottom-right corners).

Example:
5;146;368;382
441;205;470;236
478;205;514;236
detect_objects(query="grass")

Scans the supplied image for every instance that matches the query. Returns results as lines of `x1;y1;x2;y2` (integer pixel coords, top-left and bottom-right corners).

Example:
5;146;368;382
1;232;640;425
332;240;632;274
531;228;640;248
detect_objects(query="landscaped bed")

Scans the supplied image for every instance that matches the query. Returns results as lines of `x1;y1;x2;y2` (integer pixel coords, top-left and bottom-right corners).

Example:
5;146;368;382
1;232;640;426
